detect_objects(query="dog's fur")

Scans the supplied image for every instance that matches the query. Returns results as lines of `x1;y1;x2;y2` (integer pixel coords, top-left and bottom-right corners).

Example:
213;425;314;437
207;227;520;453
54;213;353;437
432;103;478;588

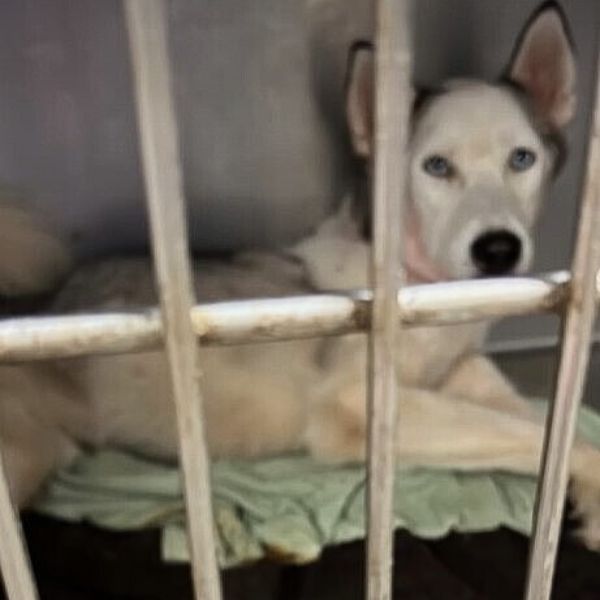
0;193;71;299
4;3;600;549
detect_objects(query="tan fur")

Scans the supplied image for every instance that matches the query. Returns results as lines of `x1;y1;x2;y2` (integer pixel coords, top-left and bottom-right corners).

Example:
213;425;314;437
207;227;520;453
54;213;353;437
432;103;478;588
0;197;71;297
3;3;600;552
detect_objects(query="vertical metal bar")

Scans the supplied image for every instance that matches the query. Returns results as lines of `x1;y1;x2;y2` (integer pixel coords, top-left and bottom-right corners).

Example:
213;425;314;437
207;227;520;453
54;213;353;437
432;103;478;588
0;456;38;600
366;1;412;599
524;51;600;600
124;2;222;599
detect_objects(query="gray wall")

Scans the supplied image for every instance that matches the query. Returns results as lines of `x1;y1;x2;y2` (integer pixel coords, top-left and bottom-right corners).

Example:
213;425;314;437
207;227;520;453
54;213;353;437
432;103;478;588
0;1;598;346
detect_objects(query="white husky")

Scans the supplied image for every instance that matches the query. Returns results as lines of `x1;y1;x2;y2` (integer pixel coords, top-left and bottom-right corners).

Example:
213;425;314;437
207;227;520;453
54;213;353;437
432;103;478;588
3;3;600;548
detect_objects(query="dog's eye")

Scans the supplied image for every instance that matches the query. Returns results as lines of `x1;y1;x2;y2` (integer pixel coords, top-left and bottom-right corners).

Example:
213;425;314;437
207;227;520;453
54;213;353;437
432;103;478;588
423;155;454;178
509;147;536;172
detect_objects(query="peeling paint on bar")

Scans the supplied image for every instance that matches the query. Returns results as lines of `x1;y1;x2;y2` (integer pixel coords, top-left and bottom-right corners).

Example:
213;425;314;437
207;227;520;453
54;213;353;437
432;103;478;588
0;272;586;362
366;0;413;598
124;1;222;599
524;45;600;600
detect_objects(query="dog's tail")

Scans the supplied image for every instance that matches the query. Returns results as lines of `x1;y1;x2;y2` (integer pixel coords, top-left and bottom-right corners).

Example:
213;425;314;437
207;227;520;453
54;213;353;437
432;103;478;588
0;197;72;297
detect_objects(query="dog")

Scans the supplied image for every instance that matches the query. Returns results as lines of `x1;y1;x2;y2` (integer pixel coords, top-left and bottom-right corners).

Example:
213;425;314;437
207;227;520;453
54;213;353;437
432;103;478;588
3;2;600;549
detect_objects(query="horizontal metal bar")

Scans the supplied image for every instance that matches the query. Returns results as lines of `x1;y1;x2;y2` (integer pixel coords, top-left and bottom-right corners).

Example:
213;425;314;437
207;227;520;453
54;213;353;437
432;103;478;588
0;271;579;362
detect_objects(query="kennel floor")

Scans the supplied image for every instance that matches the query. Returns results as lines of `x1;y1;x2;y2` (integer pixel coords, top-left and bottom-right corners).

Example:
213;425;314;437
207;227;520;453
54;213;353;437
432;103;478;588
2;509;599;600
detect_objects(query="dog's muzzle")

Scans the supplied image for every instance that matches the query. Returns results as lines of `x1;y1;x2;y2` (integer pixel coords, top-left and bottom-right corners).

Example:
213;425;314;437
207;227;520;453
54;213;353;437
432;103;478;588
470;229;522;276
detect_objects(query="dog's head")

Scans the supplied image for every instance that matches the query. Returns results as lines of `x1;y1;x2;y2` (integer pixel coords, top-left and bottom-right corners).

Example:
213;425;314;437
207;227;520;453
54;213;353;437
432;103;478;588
346;2;576;281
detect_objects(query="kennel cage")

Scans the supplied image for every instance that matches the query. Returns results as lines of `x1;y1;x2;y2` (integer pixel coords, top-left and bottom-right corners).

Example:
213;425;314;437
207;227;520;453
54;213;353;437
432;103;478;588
0;0;600;599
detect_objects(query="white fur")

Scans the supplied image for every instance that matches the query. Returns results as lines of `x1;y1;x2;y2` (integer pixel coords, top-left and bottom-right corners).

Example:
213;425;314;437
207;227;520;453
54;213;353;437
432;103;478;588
410;82;548;279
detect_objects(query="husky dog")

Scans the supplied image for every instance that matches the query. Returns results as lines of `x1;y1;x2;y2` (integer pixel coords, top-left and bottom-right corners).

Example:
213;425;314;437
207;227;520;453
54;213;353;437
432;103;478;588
4;3;600;549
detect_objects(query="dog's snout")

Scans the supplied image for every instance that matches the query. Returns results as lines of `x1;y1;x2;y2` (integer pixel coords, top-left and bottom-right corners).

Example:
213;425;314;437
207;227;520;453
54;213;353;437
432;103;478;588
470;230;522;276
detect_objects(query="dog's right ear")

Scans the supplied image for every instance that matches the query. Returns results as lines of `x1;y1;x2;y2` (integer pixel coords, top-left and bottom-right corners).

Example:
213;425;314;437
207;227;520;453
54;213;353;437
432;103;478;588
346;43;374;158
507;2;576;130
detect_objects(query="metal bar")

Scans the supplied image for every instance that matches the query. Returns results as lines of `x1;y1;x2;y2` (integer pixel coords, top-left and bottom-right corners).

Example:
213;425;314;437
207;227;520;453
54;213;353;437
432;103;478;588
0;455;38;600
524;52;600;600
124;2;221;599
366;0;412;598
0;271;579;362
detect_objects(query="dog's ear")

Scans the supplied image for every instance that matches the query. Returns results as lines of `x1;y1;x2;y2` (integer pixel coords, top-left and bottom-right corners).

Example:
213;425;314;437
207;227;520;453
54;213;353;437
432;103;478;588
507;2;576;130
346;43;374;157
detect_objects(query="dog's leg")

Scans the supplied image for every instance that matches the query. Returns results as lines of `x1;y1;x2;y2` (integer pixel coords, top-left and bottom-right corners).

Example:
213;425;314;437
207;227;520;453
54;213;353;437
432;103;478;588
306;379;600;549
308;380;547;468
1;424;80;507
440;354;534;417
0;365;86;507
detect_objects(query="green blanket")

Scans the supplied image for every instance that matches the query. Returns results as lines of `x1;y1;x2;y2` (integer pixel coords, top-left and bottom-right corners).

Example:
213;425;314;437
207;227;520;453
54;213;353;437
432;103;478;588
33;401;600;568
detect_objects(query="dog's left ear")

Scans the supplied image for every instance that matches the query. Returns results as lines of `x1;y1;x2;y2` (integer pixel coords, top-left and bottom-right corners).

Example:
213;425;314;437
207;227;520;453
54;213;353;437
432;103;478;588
508;2;576;130
346;43;375;157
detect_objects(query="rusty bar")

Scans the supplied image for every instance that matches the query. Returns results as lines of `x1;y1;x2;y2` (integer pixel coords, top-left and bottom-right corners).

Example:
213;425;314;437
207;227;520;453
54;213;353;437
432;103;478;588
366;0;412;599
124;1;222;599
524;47;600;600
0;455;38;600
0;271;583;362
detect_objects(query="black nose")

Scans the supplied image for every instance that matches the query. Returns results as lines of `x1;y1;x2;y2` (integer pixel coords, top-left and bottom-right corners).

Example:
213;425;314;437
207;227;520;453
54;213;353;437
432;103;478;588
470;230;522;276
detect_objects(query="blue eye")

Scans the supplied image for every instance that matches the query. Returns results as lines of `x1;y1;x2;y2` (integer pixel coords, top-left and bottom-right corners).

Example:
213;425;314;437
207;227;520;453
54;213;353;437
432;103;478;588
423;155;454;178
509;147;536;172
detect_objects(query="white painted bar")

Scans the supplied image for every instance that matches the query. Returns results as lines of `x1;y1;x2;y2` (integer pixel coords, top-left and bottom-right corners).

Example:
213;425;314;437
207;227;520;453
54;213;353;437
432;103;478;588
124;2;222;599
366;0;412;598
0;455;38;600
0;271;583;362
524;49;600;600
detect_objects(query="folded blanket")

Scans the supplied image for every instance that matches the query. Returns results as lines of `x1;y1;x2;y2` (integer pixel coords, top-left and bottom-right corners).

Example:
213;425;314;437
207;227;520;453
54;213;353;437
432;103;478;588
33;401;600;568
